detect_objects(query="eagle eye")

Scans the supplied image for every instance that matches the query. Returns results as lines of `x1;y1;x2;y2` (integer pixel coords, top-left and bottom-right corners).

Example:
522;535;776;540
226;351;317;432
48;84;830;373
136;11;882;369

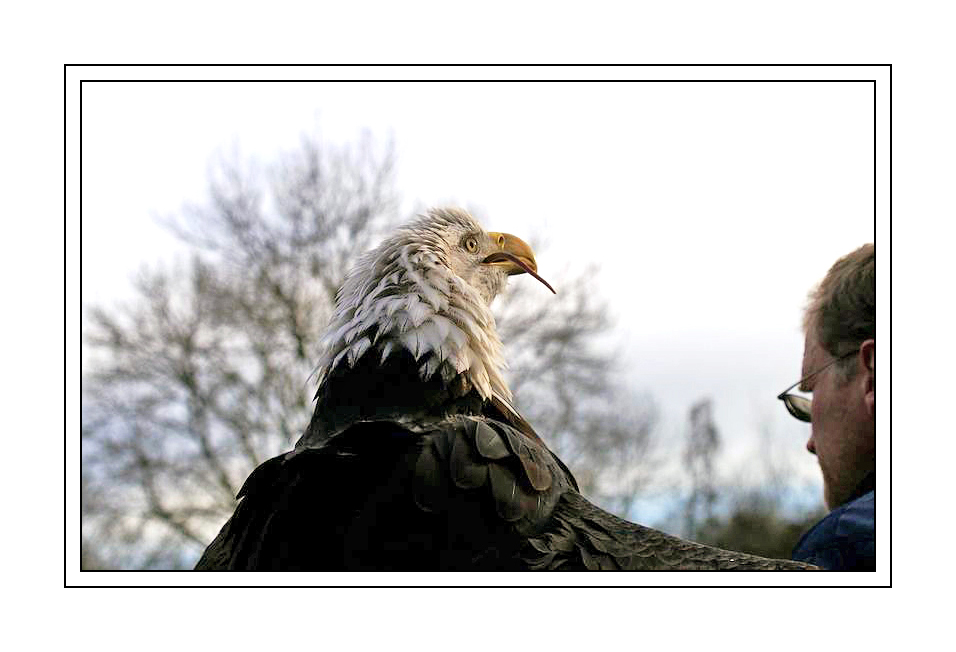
463;236;479;253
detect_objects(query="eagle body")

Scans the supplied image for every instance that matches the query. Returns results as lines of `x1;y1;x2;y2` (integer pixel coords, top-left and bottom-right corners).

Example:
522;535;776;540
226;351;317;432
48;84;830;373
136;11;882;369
196;208;814;571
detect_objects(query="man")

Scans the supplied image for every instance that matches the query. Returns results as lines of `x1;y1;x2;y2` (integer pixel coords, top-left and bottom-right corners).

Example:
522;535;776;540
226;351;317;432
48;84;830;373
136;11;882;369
777;243;875;570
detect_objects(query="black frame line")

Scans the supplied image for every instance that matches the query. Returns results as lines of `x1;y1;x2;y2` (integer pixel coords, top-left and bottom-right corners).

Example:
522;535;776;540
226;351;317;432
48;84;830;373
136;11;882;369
67;63;890;67
68;65;890;588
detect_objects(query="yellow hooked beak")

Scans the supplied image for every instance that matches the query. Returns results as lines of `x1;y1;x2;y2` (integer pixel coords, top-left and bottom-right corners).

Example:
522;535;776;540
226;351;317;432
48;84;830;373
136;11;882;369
484;232;538;275
482;231;555;293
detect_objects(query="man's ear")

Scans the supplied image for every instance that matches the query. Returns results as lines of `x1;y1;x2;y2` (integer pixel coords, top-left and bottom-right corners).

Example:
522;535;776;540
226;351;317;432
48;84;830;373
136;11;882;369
860;339;875;418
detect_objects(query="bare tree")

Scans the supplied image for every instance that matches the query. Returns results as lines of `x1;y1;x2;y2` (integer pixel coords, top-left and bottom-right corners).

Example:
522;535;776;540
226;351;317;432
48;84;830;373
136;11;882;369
81;133;660;569
688;417;826;558
83;133;399;569
681;398;721;537
494;262;660;517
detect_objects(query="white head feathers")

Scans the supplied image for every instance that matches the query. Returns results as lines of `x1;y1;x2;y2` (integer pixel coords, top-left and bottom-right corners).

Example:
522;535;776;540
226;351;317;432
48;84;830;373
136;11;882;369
313;207;519;404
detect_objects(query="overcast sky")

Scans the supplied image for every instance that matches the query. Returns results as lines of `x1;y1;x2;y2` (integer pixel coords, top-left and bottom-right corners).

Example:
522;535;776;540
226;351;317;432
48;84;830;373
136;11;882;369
81;78;876;508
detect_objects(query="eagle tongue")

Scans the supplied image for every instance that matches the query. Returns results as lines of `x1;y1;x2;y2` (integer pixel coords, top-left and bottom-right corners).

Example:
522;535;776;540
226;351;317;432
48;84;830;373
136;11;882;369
482;252;556;294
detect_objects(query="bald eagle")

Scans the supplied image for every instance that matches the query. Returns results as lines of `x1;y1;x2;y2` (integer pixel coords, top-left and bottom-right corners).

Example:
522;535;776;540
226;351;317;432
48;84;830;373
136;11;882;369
195;208;814;571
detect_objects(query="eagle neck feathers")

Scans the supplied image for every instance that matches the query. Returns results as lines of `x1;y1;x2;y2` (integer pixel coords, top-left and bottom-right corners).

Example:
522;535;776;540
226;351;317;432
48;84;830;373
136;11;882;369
310;224;513;426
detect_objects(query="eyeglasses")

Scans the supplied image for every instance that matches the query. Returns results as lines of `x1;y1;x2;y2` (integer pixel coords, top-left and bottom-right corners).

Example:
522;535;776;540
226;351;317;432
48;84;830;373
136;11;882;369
776;350;857;423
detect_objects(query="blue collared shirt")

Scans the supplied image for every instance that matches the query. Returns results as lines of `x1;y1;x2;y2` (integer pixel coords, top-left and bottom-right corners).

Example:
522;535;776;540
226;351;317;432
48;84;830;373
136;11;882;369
792;488;875;570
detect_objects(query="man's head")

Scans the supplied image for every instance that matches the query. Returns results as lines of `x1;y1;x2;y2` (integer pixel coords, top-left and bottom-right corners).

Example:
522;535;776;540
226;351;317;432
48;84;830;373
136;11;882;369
801;243;875;509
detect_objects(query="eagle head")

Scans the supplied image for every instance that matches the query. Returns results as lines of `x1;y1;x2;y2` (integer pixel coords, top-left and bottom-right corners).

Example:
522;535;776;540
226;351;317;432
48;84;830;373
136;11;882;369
311;207;553;407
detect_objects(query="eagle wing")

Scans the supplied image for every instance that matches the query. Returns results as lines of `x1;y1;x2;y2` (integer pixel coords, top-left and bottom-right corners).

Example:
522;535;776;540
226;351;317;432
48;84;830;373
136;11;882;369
195;416;815;571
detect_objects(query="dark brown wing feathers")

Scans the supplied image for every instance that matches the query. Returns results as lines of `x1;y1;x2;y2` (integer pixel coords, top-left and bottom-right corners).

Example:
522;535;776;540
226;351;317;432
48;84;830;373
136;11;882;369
196;416;816;570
